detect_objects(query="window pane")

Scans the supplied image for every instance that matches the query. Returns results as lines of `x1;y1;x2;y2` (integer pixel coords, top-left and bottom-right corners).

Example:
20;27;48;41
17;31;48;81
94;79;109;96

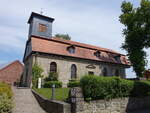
103;68;107;76
68;47;75;54
50;62;57;73
71;64;77;79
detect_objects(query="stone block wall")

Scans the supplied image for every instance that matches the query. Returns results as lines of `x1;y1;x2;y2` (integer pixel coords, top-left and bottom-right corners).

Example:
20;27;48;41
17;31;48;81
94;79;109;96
32;54;126;87
69;87;150;113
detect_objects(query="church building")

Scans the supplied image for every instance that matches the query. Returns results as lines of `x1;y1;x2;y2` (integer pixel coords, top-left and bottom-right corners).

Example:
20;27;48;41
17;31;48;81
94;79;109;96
22;12;130;87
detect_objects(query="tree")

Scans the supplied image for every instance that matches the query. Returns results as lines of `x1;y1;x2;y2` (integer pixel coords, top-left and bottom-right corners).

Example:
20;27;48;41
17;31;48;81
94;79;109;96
55;33;71;40
119;0;150;77
32;63;44;87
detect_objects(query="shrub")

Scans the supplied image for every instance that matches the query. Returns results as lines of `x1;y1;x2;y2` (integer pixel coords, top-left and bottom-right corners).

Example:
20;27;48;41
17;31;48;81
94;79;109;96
130;81;150;97
0;82;13;113
80;75;150;100
0;94;13;113
67;80;80;87
119;79;134;97
45;72;58;81
32;64;44;88
43;81;62;88
0;82;13;98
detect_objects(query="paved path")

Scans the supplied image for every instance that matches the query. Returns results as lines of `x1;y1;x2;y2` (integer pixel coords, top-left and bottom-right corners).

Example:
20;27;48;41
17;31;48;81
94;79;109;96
12;87;46;113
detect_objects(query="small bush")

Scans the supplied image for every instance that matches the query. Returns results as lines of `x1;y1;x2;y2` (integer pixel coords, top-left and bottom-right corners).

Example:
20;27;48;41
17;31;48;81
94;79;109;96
0;82;13;113
45;72;58;81
130;81;150;97
32;64;44;88
0;94;13;113
67;80;80;87
43;81;62;88
0;82;13;98
80;75;150;101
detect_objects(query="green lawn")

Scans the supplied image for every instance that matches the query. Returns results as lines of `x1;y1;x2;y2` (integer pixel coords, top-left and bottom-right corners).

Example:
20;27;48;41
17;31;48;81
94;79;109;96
34;88;70;101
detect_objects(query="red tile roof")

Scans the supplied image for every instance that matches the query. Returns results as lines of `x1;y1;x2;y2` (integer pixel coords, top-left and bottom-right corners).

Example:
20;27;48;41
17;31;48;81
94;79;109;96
0;60;23;85
144;69;150;79
30;36;130;66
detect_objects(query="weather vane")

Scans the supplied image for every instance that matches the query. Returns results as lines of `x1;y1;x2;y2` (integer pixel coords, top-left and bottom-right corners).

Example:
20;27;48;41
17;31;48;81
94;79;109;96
40;8;43;15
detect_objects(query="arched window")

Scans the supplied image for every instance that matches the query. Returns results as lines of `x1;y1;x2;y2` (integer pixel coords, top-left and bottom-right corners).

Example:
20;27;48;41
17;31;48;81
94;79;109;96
50;62;57;73
71;64;77;79
115;69;119;76
103;68;107;76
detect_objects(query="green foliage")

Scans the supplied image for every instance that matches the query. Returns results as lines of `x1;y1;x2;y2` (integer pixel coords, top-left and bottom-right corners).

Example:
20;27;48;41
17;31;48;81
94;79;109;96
43;81;62;88
0;82;13;113
67;80;80;88
34;88;70;101
0;83;13;98
130;81;150;97
0;94;13;113
32;63;44;88
119;0;150;77
55;33;71;40
80;75;150;100
32;63;44;78
45;72;58;81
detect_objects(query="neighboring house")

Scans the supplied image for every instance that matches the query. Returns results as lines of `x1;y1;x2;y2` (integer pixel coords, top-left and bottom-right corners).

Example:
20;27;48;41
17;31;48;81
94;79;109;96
0;60;23;85
22;12;130;87
144;69;150;79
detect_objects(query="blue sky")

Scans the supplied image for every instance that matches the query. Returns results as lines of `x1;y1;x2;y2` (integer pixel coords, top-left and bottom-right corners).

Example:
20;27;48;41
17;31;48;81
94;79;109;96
0;0;149;78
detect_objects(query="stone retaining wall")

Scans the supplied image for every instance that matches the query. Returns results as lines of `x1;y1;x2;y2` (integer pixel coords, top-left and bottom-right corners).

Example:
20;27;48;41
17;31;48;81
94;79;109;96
69;87;150;113
32;90;71;113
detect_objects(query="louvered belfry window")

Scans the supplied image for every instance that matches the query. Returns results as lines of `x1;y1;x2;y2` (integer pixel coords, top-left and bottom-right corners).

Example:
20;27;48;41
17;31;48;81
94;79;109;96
71;64;77;79
39;24;47;32
50;62;57;73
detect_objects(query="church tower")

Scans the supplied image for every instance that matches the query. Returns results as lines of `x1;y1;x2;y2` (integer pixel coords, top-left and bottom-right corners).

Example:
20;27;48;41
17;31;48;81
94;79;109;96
28;12;55;39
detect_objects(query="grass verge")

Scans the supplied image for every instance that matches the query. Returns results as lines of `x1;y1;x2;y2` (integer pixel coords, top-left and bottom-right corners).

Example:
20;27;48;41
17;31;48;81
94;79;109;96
34;88;70;101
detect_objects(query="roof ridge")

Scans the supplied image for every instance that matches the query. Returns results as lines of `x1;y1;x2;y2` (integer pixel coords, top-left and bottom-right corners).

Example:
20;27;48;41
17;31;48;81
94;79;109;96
0;60;23;72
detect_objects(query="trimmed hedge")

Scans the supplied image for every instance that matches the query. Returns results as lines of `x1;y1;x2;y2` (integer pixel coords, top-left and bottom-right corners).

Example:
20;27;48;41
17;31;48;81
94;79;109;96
67;80;80;87
0;82;13;113
43;81;62;88
130;81;150;97
80;75;150;100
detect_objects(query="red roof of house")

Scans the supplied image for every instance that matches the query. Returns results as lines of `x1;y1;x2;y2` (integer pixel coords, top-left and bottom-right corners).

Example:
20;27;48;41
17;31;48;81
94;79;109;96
0;60;23;84
29;36;130;66
147;69;150;73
